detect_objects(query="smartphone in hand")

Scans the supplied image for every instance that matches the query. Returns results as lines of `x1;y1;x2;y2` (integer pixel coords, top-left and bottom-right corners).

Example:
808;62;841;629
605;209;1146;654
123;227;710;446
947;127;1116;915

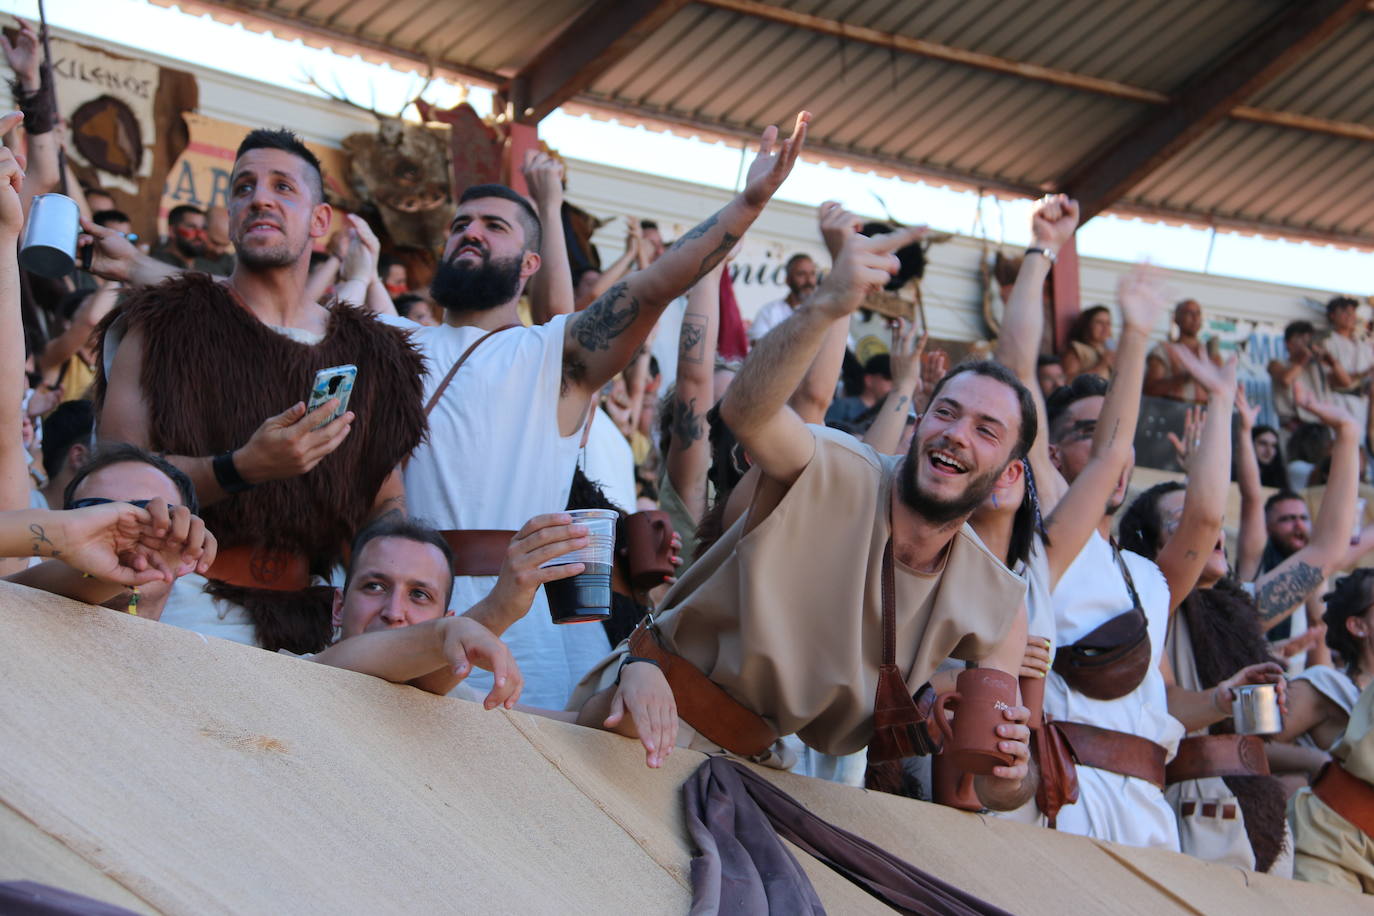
307;364;357;429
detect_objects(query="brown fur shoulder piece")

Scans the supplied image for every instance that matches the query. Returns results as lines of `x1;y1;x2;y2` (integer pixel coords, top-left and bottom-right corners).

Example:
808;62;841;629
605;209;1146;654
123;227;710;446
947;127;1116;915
94;274;427;653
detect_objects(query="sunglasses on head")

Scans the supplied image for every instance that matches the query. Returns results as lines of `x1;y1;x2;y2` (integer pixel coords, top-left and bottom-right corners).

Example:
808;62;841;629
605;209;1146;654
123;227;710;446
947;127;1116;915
68;498;157;511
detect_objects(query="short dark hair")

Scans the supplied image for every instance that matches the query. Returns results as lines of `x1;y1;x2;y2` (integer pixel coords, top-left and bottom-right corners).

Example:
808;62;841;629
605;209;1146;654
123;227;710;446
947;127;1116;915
1264;489;1306;515
924;359;1037;461
41;399;94;478
1326;295;1359;317
863;353;891;379
785;253;813;271
1037;354;1062;369
92;209;132;228
457;183;541;253
639;219;659;232
64;443;199;515
1118;480;1184;559
345;515;455;607
235;128;325;204
167;205;204;228
1284;320;1315;342
1045;373;1110;442
394;293;428;319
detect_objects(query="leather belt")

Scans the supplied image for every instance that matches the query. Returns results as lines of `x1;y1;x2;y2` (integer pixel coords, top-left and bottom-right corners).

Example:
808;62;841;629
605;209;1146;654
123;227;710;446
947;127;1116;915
207;546;311;592
1166;734;1270;784
628;619;777;759
1312;760;1374;839
439;530;516;577
1051;721;1167;790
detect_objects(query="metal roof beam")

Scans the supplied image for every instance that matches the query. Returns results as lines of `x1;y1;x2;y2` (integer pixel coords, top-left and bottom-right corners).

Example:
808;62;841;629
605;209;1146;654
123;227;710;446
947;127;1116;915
697;0;1169;104
507;0;692;124
1059;0;1369;221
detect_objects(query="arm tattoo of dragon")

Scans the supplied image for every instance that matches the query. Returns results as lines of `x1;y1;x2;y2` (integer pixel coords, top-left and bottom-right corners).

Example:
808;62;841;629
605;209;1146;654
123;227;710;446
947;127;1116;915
570;281;640;353
670;394;705;445
1254;560;1324;622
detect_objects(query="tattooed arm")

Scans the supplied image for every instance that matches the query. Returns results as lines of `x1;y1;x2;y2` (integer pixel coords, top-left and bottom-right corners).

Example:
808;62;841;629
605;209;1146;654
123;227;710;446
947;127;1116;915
1252;400;1361;631
559;115;810;435
665;264;723;524
861;320;924;454
721;228;927;487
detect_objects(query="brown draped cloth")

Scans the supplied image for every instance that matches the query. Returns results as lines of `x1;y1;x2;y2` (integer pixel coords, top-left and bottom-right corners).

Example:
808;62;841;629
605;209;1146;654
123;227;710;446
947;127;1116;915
683;757;1012;916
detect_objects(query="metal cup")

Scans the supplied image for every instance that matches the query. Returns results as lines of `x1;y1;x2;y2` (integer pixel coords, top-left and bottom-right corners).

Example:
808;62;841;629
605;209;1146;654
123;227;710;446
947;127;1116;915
19;193;80;277
1232;683;1283;735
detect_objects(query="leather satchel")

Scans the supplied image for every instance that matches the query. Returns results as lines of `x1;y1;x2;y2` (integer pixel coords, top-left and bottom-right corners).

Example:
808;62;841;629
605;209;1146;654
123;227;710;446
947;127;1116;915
1034;720;1080;828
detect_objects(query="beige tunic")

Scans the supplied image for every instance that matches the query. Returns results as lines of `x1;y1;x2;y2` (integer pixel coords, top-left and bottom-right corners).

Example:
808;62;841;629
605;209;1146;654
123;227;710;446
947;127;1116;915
1290;679;1374;894
568;427;1025;758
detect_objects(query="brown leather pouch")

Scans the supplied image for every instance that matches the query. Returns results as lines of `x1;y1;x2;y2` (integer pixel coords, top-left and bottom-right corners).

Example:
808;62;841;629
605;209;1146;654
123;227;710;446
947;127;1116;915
1034;721;1080;828
1052;607;1151;700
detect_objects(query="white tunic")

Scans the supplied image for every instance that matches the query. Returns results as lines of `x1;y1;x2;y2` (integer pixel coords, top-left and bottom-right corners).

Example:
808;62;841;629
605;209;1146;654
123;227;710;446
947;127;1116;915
388;314;608;710
1043;531;1184;851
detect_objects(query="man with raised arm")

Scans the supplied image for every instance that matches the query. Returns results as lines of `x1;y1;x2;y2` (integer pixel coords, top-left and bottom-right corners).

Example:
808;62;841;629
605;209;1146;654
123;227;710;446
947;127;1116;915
386;115;810;710
90;129;425;655
569;228;1036;812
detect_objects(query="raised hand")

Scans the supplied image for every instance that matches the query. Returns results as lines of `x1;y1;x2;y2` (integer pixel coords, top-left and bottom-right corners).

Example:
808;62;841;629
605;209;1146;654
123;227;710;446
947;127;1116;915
78;217;142;284
1166;405;1205;471
1235;383;1259;433
1030;193;1080;253
1116;262;1169;333
1170;344;1236;396
818;199;862;259
0;20;40;90
340;213;380;283
522;149;564;206
1294;377;1356;430
742;112;810;209
889;319;926;389
0;113;24;238
486;513;589;622
814;225;929;319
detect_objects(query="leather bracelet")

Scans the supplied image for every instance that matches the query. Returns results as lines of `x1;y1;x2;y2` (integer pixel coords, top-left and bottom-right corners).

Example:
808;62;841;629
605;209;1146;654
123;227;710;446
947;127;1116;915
212;451;254;494
615;654;661;686
1025;246;1056;264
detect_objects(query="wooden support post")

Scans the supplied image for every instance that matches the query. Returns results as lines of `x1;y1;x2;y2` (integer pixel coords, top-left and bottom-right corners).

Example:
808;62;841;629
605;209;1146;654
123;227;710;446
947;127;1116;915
1051;236;1080;355
502;122;539;197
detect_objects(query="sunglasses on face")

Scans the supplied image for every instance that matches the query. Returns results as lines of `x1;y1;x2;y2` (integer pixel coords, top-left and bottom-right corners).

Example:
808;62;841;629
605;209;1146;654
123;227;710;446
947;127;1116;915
68;497;157;511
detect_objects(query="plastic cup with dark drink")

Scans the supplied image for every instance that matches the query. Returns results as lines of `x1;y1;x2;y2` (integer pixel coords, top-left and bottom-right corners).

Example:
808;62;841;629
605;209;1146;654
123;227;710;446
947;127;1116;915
543;508;618;624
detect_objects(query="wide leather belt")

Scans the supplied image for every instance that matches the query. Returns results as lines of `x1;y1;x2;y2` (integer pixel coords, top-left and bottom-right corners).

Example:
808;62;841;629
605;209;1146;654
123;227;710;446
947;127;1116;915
207;546;310;592
628;619;777;759
1051;721;1167;790
1312;759;1374;839
1166;734;1270;784
439;530;516;577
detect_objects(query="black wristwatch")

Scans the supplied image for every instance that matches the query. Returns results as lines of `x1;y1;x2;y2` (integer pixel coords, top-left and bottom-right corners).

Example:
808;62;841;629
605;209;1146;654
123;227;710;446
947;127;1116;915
212;450;255;494
615;655;661;686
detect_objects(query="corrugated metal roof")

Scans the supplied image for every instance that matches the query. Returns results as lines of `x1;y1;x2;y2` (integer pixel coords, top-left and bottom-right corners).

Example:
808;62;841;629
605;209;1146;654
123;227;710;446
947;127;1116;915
151;0;1374;248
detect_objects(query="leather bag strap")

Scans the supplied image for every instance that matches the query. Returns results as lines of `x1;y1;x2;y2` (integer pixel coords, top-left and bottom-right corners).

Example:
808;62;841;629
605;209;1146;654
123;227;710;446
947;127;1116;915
423;324;519;418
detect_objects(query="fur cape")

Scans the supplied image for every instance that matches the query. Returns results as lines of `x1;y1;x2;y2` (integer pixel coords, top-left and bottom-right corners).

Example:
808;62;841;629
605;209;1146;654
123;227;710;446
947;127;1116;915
95;274;426;652
1180;579;1289;872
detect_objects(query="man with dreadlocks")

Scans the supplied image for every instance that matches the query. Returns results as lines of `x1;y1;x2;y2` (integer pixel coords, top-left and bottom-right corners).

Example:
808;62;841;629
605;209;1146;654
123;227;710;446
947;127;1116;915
89;129;425;654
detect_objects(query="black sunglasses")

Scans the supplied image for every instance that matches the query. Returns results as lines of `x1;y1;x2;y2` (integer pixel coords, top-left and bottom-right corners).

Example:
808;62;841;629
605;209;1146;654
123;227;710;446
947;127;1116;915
68;498;157;511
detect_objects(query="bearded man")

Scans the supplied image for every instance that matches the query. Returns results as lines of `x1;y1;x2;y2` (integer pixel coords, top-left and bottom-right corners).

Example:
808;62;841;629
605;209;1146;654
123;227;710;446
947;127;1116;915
569;228;1036;814
386;116;810;711
90;129;425;654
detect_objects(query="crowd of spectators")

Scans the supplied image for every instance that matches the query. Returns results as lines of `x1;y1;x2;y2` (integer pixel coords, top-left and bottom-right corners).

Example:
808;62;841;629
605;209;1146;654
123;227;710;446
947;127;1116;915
2;13;1373;900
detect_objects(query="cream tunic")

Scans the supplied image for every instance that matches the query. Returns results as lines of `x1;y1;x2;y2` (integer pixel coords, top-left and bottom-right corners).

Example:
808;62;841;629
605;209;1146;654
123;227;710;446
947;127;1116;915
1290;680;1374;894
569;427;1026;759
